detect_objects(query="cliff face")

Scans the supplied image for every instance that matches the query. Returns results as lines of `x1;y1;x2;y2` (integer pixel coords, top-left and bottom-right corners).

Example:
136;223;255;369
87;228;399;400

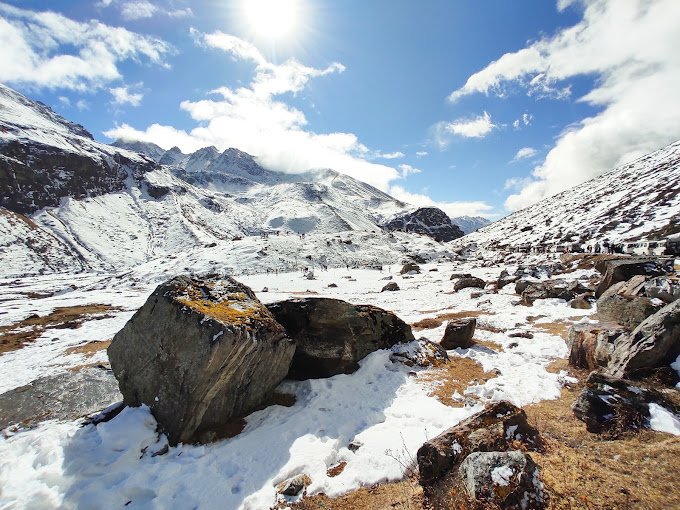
382;207;464;242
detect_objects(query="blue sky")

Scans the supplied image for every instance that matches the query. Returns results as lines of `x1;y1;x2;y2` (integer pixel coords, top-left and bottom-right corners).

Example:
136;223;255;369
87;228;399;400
1;0;679;218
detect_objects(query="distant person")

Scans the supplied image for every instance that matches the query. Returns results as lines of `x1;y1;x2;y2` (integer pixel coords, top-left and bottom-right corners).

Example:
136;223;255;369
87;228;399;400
594;243;601;253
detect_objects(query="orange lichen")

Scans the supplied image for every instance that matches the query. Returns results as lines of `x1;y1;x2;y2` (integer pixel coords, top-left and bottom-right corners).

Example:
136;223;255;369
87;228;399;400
176;296;266;326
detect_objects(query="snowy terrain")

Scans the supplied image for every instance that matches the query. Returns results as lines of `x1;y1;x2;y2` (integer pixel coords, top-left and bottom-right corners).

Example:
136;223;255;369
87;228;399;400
462;140;680;248
450;215;491;234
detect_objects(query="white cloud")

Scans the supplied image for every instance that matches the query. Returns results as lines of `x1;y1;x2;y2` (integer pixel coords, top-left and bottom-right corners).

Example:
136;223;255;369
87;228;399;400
110;84;144;106
433;111;497;147
377;151;405;160
120;1;157;20
168;7;193;18
105;31;401;191
57;96;70;107
388;185;495;219
447;0;680;211
0;3;171;91
397;164;421;179
512;147;538;161
415;151;428;157
75;99;89;111
513;113;533;129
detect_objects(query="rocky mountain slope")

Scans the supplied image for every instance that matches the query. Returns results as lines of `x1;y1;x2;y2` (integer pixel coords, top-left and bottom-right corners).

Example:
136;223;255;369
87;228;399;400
451;215;491;234
0;85;459;277
462;140;680;248
382;207;463;242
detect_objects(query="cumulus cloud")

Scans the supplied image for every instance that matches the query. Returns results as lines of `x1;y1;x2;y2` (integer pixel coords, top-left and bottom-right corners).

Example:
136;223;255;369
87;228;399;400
120;1;157;20
388;185;495;219
0;3;171;91
415;151;428;157
105;31;403;191
109;84;144;106
377;151;405;160
448;0;680;211
513;113;532;129
512;147;538;162
397;164;421;179
432;111;497;147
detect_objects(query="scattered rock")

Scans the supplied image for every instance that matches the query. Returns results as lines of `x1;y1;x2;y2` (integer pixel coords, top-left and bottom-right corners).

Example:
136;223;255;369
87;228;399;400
440;319;476;349
572;372;680;434
261;287;269;293
381;282;400;292
390;339;449;367
567;322;626;370
459;451;546;509
569;295;593;309
348;440;363;452
400;262;420;274
597;277;664;329
327;283;338;288
514;279;533;295
454;277;486;292
450;273;473;280
276;474;311;497
267;298;414;379
417;401;541;484
108;274;295;445
595;258;674;297
520;279;588;306
606;299;680;379
508;331;534;339
497;269;519;290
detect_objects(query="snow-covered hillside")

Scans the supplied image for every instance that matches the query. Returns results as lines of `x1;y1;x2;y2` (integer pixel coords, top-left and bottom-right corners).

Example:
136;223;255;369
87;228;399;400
451;215;491;234
462;140;680;248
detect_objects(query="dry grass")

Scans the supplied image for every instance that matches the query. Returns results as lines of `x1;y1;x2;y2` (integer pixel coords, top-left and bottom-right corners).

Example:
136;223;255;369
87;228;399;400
0;304;118;355
412;310;489;331
326;461;347;478
290;479;423;510
420;356;496;408
524;377;680;510
65;340;112;357
534;321;570;341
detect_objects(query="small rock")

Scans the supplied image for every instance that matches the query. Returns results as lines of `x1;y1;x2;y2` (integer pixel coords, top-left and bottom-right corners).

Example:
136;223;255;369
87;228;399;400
454;277;486;292
508;331;534;339
390;339;449;367
381;282;400;292
570;295;593;309
450;273;473;280
400;262;421;274
276;474;311;497
327;283;338;288
440;319;476;349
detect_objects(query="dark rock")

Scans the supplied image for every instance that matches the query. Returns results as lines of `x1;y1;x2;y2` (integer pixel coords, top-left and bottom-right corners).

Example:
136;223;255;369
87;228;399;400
417;401;541;485
497;269;519;290
390;339;449;367
520;279;588;306
276;474;311;496
0;366;120;430
450;273;473;280
459;451;546;509
267;298;414;379
570;295;593;309
596;276;664;329
440;319;476;349
595;258;674;297
514;280;533;295
454;277;486;292
567;322;626;370
607;299;680;379
327;283;338;288
508;331;534;339
381;282;400;292
381;207;464;242
400;262;420;274
108;274;294;445
572;372;680;434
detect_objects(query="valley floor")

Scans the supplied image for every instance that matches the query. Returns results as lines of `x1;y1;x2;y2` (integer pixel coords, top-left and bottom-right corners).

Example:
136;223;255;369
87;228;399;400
0;254;678;509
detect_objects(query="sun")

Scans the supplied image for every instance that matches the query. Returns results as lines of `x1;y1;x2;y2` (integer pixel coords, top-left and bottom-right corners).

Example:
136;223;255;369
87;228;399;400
242;0;302;40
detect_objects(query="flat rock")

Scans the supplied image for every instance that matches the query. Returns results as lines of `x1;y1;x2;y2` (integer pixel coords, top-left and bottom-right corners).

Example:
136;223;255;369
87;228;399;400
595;258;674;297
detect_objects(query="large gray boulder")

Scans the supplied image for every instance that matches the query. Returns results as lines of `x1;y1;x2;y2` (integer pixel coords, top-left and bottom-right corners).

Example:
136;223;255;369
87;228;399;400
567;322;626;370
595;257;674;297
596;276;664;330
606;299;680;379
267;298;414;379
108;274;295;445
459;451;546;509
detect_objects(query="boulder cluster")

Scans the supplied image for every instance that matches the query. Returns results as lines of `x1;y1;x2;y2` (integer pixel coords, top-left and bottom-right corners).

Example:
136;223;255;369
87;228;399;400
108;274;414;445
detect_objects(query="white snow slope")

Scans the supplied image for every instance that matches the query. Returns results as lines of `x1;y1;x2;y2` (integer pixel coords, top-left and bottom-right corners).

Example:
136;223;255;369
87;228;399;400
462;140;680;248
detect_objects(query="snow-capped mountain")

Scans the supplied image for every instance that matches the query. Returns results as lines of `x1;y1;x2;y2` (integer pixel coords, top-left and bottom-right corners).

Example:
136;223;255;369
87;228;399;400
0;85;460;277
451;215;491;234
382;207;463;242
462;140;680;248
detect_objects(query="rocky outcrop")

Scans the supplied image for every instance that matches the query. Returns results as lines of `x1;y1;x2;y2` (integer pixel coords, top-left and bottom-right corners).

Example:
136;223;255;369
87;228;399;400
417;401;541;484
267;298;414;379
520;279;588;306
459;451;546;509
572;372;680;434
381;207;464;242
440;319;476;349
108;274;294;445
596;276;665;329
567;322;626;370
454;277;486;292
606;299;680;379
595;258;674;297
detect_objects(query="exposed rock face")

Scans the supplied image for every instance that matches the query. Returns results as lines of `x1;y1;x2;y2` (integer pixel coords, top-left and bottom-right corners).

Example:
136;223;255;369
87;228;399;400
606;299;680;379
459;451;546;509
572;372;679;434
108;274;294;445
0;366;120;430
497;269;519;290
595;258;674;297
381;207;464;242
597;276;664;329
267;298;414;379
440;319;476;349
381;282;400;292
567;322;626;370
417;401;541;484
520;279;588;306
454;277;486;292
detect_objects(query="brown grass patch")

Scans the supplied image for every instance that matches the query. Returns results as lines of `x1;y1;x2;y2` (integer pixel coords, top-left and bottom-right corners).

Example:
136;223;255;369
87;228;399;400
0;304;119;355
327;461;347;478
534;321;570;340
412;310;489;331
473;338;505;353
65;340;112;357
290;479;423;510
420;356;496;408
524;375;680;510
